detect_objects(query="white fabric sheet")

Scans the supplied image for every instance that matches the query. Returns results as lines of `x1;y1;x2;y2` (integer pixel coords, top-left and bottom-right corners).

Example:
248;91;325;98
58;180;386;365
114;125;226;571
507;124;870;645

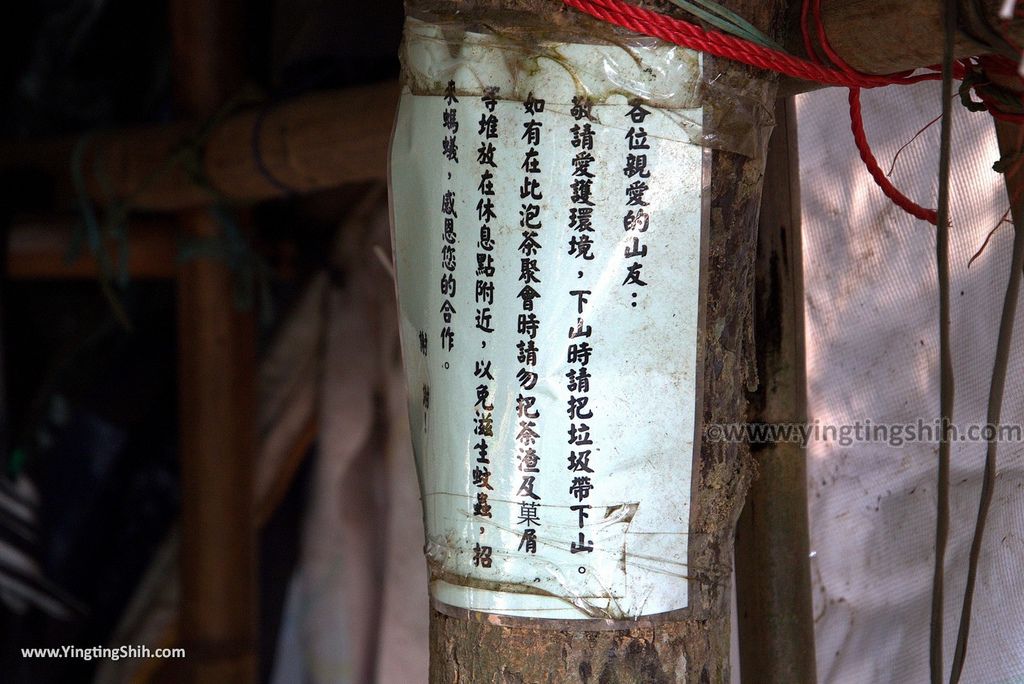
799;82;1024;684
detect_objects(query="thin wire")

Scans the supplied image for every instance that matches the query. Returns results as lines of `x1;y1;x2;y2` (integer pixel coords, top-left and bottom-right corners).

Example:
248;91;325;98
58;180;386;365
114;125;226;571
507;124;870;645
948;122;1024;684
931;0;958;680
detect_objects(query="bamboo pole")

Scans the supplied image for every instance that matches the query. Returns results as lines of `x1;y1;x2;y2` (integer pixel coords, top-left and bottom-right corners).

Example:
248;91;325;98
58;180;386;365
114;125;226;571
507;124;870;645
169;0;258;682
0;2;1018;214
0;82;399;212
5;215;177;280
734;97;817;684
175;211;258;684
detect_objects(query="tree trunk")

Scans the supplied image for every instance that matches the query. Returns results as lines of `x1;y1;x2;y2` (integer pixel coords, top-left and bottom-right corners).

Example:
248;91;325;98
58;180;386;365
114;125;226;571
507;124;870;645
419;1;788;680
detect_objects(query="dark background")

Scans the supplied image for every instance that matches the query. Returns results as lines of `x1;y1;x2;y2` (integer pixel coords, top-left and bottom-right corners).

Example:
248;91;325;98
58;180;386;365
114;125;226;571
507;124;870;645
0;1;402;682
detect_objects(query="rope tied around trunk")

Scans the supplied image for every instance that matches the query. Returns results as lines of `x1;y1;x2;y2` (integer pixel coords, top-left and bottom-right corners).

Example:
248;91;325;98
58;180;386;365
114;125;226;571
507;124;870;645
563;0;1024;225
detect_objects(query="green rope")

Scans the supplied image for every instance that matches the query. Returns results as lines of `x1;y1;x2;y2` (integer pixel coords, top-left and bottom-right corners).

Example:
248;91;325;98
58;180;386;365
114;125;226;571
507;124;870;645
664;0;785;51
68;92;264;329
176;204;275;326
70;135;134;330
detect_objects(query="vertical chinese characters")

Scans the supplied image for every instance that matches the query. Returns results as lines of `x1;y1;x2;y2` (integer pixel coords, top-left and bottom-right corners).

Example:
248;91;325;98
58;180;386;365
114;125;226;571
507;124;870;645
565;96;598;557
471;87;501;566
566;289;595;555
440;80;460;352
514;92;546;556
622;100;653;306
568;96;596;262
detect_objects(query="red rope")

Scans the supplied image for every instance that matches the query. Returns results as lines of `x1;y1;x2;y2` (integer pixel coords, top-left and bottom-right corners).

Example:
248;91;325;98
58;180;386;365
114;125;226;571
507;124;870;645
561;0;938;88
562;0;958;224
849;89;939;223
802;0;942;224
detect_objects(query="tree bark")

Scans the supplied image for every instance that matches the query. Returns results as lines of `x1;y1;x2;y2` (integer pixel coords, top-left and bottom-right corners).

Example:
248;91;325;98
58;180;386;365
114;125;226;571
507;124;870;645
425;1;786;681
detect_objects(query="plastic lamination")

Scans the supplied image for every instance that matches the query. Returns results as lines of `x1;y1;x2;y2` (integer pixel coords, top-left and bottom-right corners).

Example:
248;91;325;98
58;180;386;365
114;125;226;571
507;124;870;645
388;8;772;625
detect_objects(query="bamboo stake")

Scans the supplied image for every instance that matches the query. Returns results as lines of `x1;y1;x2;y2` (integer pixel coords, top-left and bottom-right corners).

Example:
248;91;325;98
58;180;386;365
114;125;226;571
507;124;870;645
169;0;258;682
734;97;817;684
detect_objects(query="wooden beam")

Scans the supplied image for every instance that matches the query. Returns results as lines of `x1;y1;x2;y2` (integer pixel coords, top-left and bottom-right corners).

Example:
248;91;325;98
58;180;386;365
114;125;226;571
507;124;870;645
734;98;817;684
779;0;1021;94
5;215;177;280
818;0;1008;75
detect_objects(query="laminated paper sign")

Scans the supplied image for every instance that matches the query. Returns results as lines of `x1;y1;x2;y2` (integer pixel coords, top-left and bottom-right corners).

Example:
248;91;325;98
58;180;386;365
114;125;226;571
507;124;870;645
390;19;705;622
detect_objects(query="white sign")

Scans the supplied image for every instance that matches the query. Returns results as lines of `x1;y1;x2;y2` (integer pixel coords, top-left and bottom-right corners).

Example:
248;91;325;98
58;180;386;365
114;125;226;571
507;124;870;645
390;19;704;621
